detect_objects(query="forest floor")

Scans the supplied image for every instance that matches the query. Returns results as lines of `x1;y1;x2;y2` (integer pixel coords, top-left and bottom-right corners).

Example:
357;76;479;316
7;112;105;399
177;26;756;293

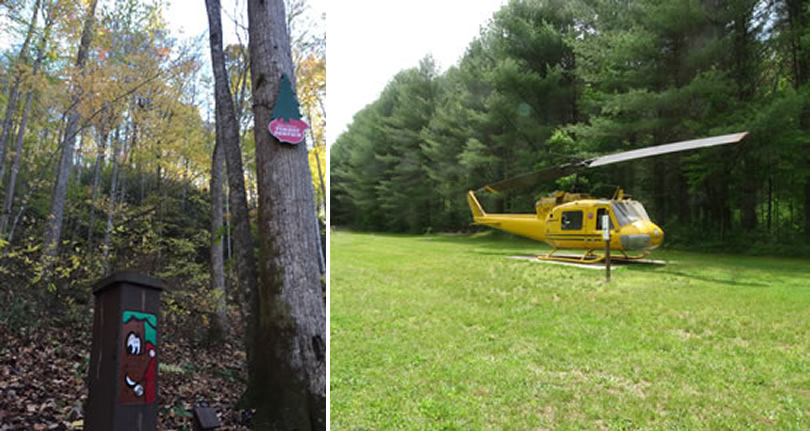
330;231;810;429
0;306;250;430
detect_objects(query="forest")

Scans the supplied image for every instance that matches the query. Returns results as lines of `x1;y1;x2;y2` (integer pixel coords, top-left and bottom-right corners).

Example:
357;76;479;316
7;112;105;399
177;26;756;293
331;0;810;254
0;0;326;428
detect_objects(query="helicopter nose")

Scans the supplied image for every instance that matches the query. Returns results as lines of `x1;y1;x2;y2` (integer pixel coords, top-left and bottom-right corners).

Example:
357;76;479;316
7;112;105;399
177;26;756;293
649;222;664;249
618;221;664;250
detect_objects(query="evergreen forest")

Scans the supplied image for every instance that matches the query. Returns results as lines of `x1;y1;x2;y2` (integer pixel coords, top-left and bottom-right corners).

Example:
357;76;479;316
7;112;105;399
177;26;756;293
331;0;810;254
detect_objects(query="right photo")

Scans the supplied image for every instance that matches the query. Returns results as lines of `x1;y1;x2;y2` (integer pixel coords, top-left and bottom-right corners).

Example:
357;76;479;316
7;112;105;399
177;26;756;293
329;0;810;429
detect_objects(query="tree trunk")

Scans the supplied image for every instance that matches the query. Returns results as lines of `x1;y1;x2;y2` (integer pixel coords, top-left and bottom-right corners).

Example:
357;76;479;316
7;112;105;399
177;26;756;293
312;146;326;273
767;174;773;233
225;183;232;260
88;105;109;248
138;158;144;205
1;93;34;237
74;133;84;186
118;119;131;207
0;0;40;190
247;0;326;428
741;159;758;231
204;0;260;393
42;0;98;266
103;127;121;274
312;146;326;211
1;136;61;260
653;159;667;223
210;128;228;330
804;167;810;239
0;5;53;236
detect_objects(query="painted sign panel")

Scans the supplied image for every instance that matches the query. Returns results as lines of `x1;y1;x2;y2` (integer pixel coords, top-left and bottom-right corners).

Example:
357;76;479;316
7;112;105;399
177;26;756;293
269;73;309;145
602;215;610;240
269;118;309;144
119;310;158;404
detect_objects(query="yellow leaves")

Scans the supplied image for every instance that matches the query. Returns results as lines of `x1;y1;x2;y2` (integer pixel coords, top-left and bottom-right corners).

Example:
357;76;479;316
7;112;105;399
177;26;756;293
308;146;326;206
296;52;326;147
308;145;326;172
295;53;326;112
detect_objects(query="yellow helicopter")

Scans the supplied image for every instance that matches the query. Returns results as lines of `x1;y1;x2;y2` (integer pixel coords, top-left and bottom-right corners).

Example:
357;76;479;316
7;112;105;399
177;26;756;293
467;132;749;263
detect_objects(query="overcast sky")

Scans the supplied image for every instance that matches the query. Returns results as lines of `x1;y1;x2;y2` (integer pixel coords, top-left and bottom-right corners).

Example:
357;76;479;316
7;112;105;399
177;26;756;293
165;0;325;117
327;0;507;145
167;0;326;54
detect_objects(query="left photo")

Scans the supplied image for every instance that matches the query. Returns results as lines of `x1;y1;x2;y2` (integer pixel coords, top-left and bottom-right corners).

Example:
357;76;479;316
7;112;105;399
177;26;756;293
0;0;326;428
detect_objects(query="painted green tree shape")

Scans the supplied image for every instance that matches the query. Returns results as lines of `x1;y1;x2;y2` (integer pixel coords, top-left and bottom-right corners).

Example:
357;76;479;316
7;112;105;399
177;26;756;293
272;74;302;121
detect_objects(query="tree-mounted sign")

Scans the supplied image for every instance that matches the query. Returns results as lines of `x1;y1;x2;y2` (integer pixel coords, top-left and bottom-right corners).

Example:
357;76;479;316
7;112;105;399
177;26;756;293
268;73;309;145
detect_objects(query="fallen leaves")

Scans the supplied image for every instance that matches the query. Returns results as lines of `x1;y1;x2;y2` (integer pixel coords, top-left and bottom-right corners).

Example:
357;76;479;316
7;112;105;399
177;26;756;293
0;321;85;430
0;315;250;430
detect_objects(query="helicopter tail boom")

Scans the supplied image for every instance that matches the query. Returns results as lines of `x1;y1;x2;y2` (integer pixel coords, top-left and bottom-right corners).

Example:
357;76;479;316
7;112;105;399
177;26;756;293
467;190;548;241
467;190;487;218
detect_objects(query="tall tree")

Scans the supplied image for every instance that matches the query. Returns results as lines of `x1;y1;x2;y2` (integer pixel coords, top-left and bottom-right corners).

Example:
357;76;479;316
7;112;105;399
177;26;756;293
210;123;227;330
42;0;99;265
204;0;260;402
1;0;54;237
246;0;326;427
102;126;121;273
0;0;41;190
86;103;110;248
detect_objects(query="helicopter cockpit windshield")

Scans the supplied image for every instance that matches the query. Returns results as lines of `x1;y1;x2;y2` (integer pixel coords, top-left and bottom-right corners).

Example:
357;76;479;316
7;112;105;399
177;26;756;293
612;201;650;227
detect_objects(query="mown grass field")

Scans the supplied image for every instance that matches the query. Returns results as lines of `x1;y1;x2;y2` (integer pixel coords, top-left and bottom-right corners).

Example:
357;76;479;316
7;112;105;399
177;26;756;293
329;231;810;430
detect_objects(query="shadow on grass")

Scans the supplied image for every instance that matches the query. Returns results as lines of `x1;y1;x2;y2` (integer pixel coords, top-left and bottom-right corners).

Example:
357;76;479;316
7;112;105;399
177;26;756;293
424;234;550;257
627;266;770;288
420;232;546;247
401;232;808;279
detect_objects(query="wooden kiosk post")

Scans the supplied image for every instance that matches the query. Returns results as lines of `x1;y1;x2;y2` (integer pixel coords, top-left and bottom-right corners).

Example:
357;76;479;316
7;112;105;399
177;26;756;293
86;272;164;430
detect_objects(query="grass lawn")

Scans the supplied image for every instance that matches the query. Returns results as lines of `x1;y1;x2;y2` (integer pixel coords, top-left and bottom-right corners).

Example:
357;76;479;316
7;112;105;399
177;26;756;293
329;231;810;430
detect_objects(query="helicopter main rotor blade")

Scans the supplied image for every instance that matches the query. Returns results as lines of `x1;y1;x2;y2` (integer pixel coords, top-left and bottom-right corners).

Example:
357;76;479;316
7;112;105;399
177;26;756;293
588;132;748;167
477;131;748;193
478;162;585;193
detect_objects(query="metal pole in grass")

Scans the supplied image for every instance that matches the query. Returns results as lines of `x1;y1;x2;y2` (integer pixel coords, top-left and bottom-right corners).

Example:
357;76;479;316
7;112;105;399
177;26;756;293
602;214;611;282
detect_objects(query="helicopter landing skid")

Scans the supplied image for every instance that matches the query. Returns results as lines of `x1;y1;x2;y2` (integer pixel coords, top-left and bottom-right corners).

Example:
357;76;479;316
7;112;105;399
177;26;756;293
537;249;650;264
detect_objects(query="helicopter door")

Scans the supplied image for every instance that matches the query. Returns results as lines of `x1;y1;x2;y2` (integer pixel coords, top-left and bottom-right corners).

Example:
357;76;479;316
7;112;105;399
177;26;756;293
552;210;586;248
595;208;614;231
572;207;612;248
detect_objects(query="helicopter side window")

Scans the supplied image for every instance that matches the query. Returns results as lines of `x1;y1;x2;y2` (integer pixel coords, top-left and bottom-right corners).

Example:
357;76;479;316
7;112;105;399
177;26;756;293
596;208;614;230
561;211;583;230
